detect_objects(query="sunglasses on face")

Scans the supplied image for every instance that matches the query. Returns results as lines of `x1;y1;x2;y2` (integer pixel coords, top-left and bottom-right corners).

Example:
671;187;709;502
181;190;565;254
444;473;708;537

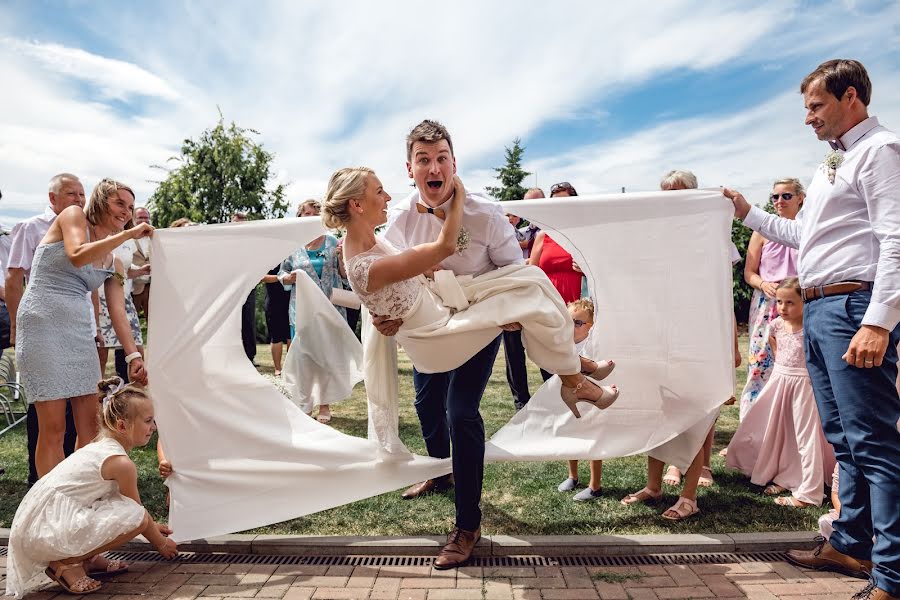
551;182;576;195
770;192;795;201
573;319;589;327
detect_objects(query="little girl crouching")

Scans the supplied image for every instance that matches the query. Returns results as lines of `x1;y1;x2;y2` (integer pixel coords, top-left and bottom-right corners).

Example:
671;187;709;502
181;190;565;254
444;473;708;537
6;378;178;598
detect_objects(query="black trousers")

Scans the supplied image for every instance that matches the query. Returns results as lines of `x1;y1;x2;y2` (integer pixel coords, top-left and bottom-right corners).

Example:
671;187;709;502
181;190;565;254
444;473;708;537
502;330;531;409
241;288;257;361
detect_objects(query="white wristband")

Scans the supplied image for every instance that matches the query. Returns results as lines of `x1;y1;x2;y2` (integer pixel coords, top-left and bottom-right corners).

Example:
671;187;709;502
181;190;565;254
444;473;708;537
124;352;143;364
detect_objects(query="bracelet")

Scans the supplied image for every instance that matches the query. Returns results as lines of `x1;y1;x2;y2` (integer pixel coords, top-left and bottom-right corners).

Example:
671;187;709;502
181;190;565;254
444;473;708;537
124;351;143;364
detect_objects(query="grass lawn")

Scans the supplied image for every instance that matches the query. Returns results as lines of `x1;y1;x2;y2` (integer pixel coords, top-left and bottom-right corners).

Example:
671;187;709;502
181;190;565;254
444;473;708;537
0;333;830;536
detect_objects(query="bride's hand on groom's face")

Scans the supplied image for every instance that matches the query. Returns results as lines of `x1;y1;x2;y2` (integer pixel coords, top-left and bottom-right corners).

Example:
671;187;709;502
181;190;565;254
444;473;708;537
372;314;402;337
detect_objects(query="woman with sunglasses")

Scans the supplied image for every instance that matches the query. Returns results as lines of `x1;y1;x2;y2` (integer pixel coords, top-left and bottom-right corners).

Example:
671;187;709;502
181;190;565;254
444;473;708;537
16;179;152;479
738;179;803;424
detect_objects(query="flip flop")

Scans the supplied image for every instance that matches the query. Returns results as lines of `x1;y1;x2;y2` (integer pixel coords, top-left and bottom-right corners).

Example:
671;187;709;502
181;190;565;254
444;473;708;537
45;565;102;595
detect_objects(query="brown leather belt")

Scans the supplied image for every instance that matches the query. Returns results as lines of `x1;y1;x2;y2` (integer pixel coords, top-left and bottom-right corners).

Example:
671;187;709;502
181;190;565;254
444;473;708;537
800;281;871;302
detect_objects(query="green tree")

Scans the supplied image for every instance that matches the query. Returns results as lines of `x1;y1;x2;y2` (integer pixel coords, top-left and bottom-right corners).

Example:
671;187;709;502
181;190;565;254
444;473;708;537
732;198;776;320
147;113;289;226
485;138;531;201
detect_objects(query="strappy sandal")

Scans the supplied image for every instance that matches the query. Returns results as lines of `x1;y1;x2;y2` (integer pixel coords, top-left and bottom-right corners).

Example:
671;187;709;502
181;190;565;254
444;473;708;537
764;484;787;496
45;564;102;595
86;554;129;577
774;496;813;508
662;496;700;521
698;466;714;488
620;486;663;506
662;465;682;486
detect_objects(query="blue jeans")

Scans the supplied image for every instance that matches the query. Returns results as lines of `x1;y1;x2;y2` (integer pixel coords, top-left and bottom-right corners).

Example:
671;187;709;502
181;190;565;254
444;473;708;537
412;335;501;532
804;291;900;595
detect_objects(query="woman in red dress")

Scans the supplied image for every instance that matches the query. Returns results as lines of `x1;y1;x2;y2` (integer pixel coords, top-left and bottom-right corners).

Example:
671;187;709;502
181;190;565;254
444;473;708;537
528;181;583;304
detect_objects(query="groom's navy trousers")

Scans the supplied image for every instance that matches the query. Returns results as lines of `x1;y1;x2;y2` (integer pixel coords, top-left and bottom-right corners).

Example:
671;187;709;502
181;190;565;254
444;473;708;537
412;335;502;532
804;290;900;596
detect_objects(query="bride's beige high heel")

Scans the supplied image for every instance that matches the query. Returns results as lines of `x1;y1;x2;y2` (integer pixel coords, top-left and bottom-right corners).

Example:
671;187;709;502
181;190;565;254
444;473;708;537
583;359;615;381
560;377;619;418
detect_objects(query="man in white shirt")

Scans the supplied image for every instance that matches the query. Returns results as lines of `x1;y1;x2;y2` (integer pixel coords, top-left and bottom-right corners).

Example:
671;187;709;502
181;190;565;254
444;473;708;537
6;173;85;486
726;59;900;600
377;120;522;569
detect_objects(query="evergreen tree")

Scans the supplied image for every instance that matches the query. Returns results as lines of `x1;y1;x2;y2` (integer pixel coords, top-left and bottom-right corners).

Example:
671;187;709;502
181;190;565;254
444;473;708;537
485;138;530;201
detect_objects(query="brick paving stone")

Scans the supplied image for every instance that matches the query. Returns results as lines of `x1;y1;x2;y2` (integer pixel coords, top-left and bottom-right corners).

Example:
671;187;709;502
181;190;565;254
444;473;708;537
369;591;400;600
741;562;777;574
696;574;744;597
255;583;292;598
396;590;427;600
512;591;543;600
282;589;315;600
534;566;565;578
636;566;669;577
164;583;207;600
102;581;161;594
274;566;330;577
150;574;197;595
108;595;167;600
456;567;483;580
291;576;350;588
772;563;811;582
663;566;703;587
400;577;454;589
174;564;231;575
625;589;659;600
539;589;600;599
483;567;536;578
427;590;492;600
224;565;278;577
372;578;402;592
622;576;677;589
377;567;433;579
310;588;370;600
739;584;779;599
187;574;242;586
346;575;377;588
653;586;714;599
511;577;568;589
593;581;628;599
765;581;830;596
428;567;457;579
727;573;788;585
201;585;261;597
322;566;355;577
690;563;748;575
562;577;595;589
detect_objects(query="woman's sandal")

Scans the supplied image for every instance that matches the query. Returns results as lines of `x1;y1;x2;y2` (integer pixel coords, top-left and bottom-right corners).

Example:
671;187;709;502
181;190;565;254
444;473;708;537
698;466;714;488
86;554;129;577
662;496;700;521
45;564;102;595
774;496;813;508
620;486;663;506
662;465;682;486
763;483;787;496
583;359;615;381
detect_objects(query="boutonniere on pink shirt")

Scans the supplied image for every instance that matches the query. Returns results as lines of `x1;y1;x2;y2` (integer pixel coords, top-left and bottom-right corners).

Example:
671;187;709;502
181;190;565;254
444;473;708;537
456;227;471;253
822;149;844;184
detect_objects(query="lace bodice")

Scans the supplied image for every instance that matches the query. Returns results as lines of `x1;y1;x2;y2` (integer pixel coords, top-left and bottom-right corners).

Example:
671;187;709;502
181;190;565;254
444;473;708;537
771;317;806;368
346;239;423;320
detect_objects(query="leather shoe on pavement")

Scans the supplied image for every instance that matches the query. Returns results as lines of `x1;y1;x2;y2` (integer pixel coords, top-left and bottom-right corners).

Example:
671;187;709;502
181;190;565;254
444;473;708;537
401;475;453;500
852;580;899;600
785;537;873;580
434;527;481;570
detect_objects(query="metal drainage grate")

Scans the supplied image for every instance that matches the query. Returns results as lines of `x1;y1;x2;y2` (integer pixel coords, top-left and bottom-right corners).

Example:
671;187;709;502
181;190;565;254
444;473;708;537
93;550;787;568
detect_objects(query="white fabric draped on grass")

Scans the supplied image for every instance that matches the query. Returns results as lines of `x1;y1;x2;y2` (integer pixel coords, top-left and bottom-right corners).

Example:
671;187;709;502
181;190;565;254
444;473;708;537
149;190;734;542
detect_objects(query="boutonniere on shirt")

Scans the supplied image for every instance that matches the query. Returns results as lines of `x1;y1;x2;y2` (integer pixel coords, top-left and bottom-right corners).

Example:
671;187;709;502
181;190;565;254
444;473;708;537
456;227;471;253
822;149;844;184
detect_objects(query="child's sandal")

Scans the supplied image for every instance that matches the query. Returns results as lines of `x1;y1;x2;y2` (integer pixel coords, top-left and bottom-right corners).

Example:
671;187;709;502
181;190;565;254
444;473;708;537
698;466;714;488
662;496;700;521
662;465;682;486
774;496;813;508
620;486;663;506
763;483;787;496
86;554;129;577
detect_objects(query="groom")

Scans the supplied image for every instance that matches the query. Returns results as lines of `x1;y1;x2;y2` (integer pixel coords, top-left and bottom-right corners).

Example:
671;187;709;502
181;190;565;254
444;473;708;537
374;119;523;568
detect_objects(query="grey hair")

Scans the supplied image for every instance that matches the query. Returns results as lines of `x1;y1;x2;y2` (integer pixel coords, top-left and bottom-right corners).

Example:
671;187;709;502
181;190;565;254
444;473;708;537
772;177;806;196
660;170;698;191
48;173;80;194
523;188;545;199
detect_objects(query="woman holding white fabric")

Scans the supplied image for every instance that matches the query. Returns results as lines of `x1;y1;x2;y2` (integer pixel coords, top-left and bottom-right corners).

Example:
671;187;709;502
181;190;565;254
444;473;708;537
326;167;618;415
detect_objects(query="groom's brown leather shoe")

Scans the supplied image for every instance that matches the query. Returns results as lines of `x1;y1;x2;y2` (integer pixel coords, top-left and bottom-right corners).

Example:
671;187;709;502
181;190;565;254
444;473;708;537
785;537;872;580
433;527;481;570
401;475;453;500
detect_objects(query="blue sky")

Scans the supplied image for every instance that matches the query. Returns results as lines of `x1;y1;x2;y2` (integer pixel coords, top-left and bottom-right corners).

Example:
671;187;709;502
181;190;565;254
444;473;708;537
1;0;899;224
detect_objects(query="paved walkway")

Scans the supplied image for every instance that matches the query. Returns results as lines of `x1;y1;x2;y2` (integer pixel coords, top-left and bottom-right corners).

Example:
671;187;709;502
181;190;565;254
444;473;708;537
8;557;871;600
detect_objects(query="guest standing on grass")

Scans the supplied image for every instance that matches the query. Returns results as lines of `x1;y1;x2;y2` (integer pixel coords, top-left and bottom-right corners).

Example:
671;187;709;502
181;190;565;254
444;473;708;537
725;58;900;600
739;178;802;420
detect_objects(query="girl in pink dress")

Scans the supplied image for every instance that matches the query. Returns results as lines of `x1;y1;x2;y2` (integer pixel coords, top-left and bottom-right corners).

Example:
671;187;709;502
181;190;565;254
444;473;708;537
726;278;836;506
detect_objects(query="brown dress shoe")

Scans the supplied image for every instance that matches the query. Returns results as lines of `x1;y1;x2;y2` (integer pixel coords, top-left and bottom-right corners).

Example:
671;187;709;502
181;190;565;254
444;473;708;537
433;527;481;570
851;580;900;600
785;537;873;580
400;475;453;500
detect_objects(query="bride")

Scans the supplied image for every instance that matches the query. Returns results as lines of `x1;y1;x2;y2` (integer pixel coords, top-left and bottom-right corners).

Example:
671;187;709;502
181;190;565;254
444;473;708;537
324;167;618;417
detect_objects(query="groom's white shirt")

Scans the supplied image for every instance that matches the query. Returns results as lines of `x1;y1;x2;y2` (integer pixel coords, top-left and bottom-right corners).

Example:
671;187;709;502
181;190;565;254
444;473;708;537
384;189;523;277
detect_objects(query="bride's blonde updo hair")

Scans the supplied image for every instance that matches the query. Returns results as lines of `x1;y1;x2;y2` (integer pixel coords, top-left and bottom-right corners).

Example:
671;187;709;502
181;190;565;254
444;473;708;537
322;167;374;230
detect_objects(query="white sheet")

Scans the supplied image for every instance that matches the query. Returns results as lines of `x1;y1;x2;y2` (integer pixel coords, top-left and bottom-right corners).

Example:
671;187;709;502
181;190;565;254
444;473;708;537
149;190;734;542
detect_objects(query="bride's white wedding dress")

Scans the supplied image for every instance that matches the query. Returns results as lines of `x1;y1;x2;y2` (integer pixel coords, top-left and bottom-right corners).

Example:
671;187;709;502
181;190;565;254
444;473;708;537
346;238;581;376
